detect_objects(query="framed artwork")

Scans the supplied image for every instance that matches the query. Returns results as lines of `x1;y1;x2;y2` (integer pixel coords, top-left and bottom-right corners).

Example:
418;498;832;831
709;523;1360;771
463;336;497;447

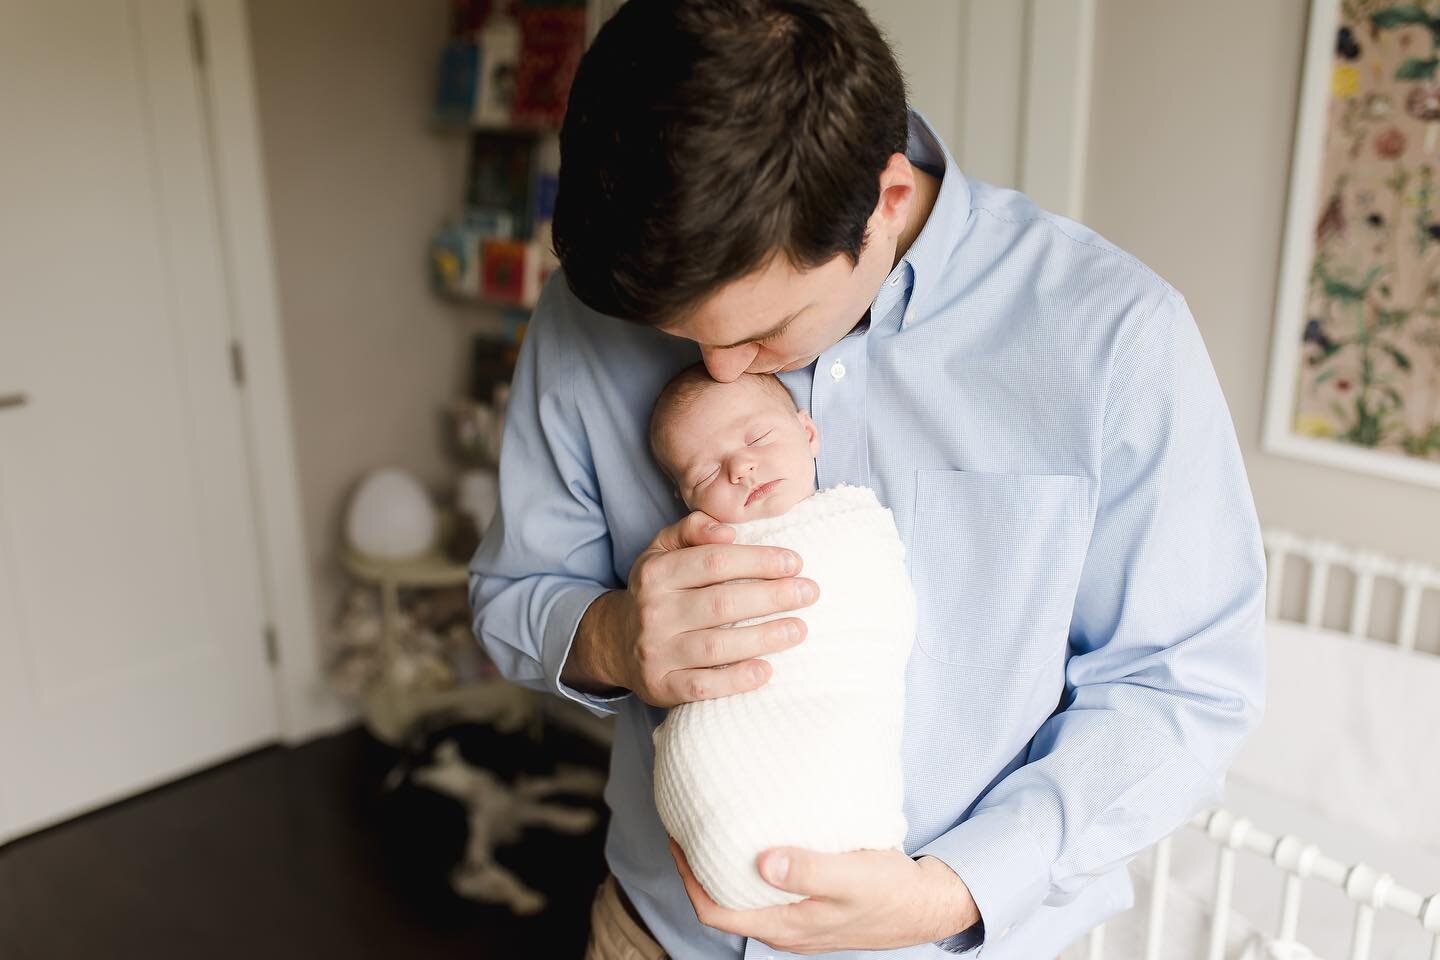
1265;0;1440;487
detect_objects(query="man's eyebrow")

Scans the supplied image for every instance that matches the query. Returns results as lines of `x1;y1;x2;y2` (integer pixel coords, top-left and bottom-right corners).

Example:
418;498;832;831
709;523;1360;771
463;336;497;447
709;310;799;350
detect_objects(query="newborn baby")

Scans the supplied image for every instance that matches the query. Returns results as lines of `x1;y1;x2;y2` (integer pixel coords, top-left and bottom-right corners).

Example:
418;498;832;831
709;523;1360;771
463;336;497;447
647;364;917;910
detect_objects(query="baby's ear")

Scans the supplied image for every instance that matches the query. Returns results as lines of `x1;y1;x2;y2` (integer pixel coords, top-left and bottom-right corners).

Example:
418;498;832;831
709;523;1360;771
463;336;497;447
797;409;820;455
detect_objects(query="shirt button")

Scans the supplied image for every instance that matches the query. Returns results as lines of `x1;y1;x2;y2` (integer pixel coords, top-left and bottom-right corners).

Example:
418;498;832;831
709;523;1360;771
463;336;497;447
830;360;846;381
903;307;915;324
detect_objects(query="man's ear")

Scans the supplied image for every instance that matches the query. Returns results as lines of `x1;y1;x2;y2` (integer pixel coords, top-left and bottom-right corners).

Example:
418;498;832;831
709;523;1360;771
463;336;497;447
871;152;916;241
797;410;820;456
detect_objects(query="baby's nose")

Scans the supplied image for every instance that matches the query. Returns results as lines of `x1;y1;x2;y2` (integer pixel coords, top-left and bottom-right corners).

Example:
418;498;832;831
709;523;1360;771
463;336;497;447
730;462;755;483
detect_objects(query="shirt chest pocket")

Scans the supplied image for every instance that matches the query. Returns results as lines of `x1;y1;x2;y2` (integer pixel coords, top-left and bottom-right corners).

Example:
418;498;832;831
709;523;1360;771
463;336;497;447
909;469;1093;670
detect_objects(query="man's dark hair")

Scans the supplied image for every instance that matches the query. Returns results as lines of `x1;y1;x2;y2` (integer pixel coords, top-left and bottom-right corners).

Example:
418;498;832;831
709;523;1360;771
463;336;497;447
552;0;908;326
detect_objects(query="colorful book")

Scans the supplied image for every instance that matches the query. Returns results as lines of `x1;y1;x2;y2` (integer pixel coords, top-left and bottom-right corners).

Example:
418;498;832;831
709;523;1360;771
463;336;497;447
512;6;587;129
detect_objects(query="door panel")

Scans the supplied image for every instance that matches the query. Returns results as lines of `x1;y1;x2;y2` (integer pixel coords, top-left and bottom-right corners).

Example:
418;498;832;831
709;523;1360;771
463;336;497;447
0;0;279;841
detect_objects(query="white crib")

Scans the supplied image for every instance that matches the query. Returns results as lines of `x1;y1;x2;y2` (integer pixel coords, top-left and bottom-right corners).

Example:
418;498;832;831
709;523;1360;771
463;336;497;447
1068;529;1440;960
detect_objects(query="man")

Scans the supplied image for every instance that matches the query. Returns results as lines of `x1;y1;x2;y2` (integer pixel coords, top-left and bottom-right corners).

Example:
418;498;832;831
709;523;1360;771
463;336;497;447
469;1;1266;956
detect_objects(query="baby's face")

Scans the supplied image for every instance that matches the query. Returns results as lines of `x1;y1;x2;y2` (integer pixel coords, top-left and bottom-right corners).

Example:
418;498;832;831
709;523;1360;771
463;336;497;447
656;379;819;523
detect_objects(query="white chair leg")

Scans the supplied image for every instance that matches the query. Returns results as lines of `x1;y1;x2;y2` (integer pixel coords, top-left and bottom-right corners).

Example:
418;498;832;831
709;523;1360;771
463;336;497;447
1086;922;1105;960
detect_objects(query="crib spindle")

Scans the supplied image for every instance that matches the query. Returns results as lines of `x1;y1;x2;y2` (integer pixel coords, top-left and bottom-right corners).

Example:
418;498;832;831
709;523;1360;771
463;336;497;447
1305;542;1338;628
1144;836;1171;960
1349;552;1381;640
1396;564;1426;652
1421;894;1440;960
1264;530;1296;620
1273;835;1318;941
1343;864;1392;960
1206;812;1249;960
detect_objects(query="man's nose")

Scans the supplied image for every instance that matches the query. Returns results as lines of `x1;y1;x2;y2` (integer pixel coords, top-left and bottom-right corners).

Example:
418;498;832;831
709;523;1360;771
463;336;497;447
700;344;758;383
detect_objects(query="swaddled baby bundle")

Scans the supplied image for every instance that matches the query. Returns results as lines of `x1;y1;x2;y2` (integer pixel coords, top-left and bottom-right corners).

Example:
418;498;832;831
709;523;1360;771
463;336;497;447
652;484;917;910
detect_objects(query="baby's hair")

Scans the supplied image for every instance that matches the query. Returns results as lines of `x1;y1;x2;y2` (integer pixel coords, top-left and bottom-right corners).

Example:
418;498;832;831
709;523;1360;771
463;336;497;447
648;363;796;474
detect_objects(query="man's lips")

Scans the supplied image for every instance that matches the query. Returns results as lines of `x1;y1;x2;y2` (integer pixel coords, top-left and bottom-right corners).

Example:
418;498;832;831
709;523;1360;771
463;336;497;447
745;479;782;506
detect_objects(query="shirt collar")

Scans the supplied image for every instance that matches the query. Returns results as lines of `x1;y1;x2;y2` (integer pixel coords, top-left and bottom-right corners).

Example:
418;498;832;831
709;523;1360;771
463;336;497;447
875;109;971;330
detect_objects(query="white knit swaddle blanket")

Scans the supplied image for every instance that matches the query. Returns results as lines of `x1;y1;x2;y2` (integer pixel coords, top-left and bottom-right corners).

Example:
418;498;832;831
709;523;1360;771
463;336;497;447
652;484;917;910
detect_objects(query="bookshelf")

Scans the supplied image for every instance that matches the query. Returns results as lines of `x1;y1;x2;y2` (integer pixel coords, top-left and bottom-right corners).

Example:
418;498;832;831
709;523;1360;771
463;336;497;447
428;0;620;312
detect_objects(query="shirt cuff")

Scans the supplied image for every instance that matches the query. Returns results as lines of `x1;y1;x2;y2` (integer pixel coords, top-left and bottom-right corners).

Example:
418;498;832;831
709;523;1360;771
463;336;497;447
541;581;632;717
934;919;984;954
914;805;1051;953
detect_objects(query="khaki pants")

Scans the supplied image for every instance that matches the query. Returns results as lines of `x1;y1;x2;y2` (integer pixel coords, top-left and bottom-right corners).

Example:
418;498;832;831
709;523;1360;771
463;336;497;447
584;875;667;960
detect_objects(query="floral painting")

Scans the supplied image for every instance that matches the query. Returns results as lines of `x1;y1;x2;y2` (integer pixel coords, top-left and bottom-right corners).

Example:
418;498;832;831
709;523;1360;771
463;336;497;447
1286;0;1440;469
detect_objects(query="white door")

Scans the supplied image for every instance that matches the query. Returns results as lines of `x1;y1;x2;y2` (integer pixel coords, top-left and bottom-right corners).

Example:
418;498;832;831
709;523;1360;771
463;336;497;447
0;0;280;842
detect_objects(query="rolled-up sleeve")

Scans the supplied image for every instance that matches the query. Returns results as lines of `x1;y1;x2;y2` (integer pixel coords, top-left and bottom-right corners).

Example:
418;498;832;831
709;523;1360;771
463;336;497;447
468;287;630;716
915;290;1267;950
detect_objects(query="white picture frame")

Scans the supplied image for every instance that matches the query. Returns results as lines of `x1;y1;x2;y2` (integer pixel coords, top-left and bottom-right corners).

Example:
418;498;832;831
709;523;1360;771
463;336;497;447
1263;0;1440;489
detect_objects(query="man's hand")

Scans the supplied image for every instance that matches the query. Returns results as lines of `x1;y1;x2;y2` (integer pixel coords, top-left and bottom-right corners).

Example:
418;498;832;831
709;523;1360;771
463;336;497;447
669;839;980;955
562;511;817;706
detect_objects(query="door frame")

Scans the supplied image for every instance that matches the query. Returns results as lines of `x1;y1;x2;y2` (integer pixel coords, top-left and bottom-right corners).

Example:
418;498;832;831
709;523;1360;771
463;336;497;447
862;0;1095;219
958;0;1095;220
192;0;353;743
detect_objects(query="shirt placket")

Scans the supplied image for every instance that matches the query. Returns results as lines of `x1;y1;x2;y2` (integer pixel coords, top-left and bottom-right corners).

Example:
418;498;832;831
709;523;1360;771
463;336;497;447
809;324;869;490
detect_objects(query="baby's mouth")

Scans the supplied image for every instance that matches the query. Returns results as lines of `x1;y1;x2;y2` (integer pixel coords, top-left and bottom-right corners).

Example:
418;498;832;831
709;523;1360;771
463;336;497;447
745;479;782;507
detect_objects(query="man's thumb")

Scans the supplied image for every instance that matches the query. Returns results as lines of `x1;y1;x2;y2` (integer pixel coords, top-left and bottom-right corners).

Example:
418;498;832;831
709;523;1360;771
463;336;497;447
655;511;734;553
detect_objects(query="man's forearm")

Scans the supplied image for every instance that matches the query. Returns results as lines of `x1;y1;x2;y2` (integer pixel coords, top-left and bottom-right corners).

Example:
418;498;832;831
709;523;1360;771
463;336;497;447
916;856;984;951
561;588;629;696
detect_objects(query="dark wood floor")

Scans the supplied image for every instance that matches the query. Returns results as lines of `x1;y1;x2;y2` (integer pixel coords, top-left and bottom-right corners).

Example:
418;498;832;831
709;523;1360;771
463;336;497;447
0;726;609;960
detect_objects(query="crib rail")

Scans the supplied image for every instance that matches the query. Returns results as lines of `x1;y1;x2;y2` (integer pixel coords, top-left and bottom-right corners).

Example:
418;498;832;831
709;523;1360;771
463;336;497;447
1264;528;1440;651
1084;809;1440;960
1080;529;1440;959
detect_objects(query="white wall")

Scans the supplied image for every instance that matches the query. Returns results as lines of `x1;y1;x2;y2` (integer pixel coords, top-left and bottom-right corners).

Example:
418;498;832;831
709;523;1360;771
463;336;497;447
864;0;1093;218
246;0;471;656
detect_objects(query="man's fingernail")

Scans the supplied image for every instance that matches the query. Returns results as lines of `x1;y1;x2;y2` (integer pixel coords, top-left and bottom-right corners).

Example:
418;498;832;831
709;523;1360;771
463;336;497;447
783;620;800;641
765;853;789;883
799;581;818;603
706;523;722;532
783;551;800;574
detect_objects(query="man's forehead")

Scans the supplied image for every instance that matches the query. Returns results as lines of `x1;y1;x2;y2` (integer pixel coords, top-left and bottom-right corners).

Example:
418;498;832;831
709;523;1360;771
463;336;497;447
661;257;821;344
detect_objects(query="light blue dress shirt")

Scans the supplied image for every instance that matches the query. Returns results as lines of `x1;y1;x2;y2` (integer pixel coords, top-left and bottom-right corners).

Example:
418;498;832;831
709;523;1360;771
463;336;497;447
469;112;1266;959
